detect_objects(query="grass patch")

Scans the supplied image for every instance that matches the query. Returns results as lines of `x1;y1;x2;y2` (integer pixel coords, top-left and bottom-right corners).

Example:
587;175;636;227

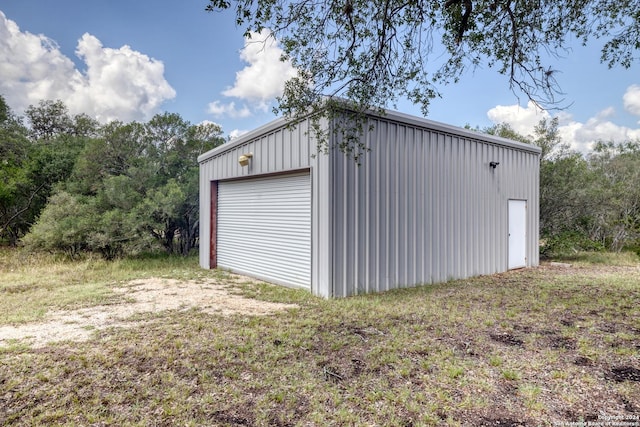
551;250;639;266
0;247;206;324
0;250;639;425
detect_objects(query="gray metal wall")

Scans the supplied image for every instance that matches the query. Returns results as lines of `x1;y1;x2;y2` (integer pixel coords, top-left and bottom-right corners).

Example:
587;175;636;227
327;112;540;297
200;118;313;269
199;109;540;298
198;116;334;297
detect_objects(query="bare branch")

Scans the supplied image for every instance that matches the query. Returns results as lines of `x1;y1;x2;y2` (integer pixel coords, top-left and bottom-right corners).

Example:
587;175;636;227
0;183;46;235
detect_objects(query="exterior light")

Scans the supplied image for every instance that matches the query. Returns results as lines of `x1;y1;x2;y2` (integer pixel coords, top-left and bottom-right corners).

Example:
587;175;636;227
490;161;500;169
238;152;253;167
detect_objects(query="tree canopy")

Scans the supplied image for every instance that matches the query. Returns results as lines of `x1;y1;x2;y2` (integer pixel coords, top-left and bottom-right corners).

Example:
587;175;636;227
484;119;640;257
23;111;225;258
3;94;639;259
0;97;87;246
1;97;225;258
208;0;639;155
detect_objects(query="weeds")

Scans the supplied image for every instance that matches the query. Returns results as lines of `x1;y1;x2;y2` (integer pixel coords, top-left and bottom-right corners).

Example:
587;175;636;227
0;247;204;324
0;250;639;425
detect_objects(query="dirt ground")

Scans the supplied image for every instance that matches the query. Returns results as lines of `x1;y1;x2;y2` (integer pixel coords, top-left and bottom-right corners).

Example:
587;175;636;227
0;276;296;349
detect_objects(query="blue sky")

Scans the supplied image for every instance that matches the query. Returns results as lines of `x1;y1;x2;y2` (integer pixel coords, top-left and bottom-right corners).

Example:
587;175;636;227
1;0;639;152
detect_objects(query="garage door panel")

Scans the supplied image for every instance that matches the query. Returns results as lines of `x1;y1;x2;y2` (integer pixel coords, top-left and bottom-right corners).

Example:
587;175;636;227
217;241;310;255
217;172;311;289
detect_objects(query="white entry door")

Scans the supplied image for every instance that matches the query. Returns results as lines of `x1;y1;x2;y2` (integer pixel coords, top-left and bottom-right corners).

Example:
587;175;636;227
508;199;527;269
217;172;311;289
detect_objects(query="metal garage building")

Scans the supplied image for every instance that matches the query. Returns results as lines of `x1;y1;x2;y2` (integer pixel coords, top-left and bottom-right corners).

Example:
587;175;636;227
198;108;540;298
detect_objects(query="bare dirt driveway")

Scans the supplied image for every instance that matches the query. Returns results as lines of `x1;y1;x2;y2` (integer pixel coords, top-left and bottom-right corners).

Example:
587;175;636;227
0;275;296;349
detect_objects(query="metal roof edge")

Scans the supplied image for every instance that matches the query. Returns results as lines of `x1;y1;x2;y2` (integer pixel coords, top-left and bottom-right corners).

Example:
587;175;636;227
373;108;542;154
197;106;542;163
197;116;290;163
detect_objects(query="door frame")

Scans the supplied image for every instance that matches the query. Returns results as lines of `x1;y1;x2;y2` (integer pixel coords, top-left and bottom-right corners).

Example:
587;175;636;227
209;181;218;269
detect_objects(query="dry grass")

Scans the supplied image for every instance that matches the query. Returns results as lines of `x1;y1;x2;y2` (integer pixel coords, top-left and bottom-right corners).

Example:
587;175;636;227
0;276;296;349
1;248;639;426
0;248;214;324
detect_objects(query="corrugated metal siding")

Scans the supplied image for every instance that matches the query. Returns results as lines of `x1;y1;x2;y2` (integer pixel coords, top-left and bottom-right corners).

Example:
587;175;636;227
217;173;311;289
330;117;540;297
198;117;319;271
199;120;313;181
199;109;539;298
199;166;212;269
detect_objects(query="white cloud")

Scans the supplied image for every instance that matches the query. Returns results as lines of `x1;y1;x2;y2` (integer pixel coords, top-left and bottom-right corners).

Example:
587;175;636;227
197;119;223;128
0;12;79;111
207;101;251;118
623;84;640;119
569;114;640;148
487;99;640;154
486;101;551;136
223;29;297;106
228;129;249;140
69;34;176;122
0;11;175;122
208;29;296;119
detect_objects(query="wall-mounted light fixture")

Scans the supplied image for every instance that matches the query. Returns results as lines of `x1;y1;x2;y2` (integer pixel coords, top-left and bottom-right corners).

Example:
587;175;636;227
489;161;500;169
238;152;253;167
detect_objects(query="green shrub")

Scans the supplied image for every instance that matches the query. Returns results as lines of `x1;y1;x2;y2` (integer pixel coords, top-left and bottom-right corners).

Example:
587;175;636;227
22;191;155;260
540;231;604;259
22;191;93;258
622;240;640;259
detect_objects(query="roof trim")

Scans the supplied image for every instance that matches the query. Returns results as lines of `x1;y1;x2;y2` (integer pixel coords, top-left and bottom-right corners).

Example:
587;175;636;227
197;107;541;164
375;109;542;154
197;117;289;163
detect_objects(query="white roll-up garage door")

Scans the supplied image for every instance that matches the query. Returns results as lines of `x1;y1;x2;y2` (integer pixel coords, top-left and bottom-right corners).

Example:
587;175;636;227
217;172;311;289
